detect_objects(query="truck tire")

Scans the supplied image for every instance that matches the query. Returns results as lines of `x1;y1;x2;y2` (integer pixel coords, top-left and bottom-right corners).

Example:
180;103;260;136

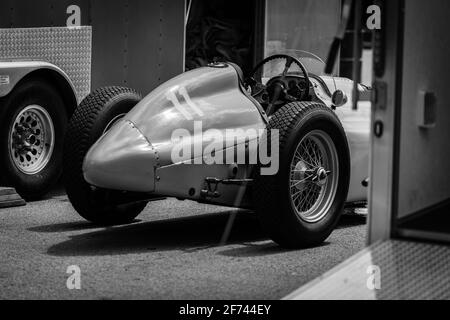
63;86;148;225
253;101;350;248
0;78;67;200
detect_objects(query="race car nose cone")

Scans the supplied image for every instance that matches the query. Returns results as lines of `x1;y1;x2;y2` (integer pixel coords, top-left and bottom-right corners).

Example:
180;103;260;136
83;120;156;192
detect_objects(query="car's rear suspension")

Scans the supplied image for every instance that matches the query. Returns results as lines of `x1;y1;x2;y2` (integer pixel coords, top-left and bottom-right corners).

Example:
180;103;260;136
200;177;253;199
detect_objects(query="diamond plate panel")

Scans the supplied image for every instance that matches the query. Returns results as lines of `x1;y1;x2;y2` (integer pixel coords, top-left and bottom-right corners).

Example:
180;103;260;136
286;240;450;300
0;27;92;102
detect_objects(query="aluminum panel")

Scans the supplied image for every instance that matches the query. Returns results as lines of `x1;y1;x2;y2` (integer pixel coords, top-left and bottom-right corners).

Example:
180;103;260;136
0;26;92;102
159;0;185;82
397;0;450;218
0;0;13;29
126;0;162;93
90;0;125;90
0;0;91;28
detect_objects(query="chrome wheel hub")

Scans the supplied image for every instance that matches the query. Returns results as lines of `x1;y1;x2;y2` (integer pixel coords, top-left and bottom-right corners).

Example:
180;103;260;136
313;167;331;186
292;161;309;191
289;130;339;223
9;105;55;175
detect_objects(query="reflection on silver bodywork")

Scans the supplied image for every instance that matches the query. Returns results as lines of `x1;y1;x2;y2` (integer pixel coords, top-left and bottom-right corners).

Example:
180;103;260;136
125;65;266;167
334;79;371;202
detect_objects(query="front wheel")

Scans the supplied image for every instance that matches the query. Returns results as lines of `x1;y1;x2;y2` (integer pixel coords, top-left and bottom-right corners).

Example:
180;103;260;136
63;87;148;225
253;101;350;248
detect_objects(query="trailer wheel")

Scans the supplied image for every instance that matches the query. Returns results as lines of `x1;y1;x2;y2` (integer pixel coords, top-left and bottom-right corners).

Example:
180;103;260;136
253;101;350;248
0;79;67;200
63;87;148;225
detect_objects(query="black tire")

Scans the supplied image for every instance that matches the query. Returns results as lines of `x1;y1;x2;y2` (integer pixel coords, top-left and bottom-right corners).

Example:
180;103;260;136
253;101;350;248
0;78;67;200
63;86;147;225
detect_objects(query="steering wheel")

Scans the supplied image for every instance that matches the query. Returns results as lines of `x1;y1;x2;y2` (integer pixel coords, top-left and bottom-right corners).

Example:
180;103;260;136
247;54;311;115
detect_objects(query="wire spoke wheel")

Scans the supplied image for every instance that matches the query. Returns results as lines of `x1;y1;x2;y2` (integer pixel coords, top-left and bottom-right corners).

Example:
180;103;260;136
254;101;350;248
289;130;339;223
8;105;55;175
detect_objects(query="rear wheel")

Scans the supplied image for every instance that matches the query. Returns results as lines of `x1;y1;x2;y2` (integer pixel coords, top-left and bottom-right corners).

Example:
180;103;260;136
253;101;350;248
0;79;67;200
63;87;148;225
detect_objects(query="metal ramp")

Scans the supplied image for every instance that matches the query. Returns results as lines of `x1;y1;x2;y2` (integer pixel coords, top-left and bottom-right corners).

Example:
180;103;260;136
285;240;450;300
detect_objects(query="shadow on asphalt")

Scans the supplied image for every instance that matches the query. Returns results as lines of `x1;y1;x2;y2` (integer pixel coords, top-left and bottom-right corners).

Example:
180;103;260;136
44;187;66;200
28;220;140;233
217;241;330;258
336;214;367;229
218;214;366;257
46;211;265;257
44;211;366;257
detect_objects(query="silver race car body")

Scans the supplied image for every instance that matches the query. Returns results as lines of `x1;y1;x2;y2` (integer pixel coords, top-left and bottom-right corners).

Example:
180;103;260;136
82;54;370;209
65;51;370;247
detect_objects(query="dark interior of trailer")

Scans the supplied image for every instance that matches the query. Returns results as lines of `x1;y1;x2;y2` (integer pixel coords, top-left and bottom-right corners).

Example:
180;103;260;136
397;199;450;243
185;0;262;75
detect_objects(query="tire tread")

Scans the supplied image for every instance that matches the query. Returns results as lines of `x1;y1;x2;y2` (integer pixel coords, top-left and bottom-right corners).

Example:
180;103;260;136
63;87;145;224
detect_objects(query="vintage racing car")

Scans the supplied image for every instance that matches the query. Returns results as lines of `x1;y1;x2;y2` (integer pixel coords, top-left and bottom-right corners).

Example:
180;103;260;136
63;51;370;248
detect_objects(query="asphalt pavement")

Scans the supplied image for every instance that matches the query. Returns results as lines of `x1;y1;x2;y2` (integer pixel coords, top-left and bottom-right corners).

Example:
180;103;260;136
0;189;367;300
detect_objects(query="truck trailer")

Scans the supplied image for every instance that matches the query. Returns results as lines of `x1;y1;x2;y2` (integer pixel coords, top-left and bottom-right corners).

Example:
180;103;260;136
0;0;343;199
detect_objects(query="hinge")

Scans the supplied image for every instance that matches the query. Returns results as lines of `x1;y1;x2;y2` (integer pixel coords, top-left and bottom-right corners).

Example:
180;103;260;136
373;80;387;110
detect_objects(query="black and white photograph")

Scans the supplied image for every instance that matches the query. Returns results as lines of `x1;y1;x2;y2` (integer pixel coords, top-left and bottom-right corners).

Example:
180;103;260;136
0;0;449;309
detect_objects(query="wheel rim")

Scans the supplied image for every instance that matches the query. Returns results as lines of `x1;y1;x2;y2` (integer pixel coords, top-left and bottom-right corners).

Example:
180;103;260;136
289;130;339;223
8;105;55;175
